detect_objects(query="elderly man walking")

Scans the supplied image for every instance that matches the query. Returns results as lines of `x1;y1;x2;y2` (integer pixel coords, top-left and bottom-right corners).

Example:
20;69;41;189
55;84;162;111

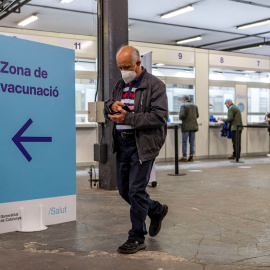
104;45;168;254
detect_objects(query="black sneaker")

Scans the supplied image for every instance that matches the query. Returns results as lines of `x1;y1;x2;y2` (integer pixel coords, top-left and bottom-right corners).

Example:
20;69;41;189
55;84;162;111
228;155;236;160
149;204;168;237
148;181;157;187
117;239;146;254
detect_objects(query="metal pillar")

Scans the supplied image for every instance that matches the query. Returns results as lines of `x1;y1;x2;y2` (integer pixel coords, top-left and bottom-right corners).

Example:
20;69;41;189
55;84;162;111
168;125;186;176
235;125;240;162
97;0;128;190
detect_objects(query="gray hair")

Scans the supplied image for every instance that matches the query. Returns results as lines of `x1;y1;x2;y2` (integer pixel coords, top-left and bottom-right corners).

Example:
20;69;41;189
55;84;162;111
130;47;140;64
182;95;190;101
116;45;140;65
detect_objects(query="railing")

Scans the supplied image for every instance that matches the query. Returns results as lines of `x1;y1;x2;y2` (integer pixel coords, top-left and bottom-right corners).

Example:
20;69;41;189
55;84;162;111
167;124;186;176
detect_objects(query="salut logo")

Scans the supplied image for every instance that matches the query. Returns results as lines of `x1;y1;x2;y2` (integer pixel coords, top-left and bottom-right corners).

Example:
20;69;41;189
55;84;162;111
48;206;67;216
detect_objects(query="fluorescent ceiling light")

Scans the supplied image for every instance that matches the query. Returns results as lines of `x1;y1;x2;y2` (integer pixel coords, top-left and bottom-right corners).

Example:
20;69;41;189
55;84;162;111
161;5;194;19
18;15;38;26
237;19;270;29
176;36;202;45
59;0;74;3
237;45;263;51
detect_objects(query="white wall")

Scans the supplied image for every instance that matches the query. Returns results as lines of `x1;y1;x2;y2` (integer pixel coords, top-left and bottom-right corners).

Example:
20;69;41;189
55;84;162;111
195;50;209;158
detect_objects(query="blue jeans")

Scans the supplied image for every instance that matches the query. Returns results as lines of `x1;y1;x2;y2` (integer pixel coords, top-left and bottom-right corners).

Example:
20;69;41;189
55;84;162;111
182;131;195;158
116;135;164;243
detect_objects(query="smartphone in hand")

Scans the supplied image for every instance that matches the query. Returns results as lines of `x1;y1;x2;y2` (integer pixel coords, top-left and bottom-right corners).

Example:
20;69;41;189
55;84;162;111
109;111;121;115
109;105;131;115
122;105;131;112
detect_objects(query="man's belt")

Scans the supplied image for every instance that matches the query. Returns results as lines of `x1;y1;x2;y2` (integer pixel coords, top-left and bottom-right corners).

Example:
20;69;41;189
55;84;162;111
118;131;135;138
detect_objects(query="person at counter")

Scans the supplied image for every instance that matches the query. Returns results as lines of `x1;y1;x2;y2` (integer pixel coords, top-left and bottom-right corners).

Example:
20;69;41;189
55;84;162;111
266;112;270;157
179;95;199;162
209;104;217;122
265;112;270;124
217;99;243;160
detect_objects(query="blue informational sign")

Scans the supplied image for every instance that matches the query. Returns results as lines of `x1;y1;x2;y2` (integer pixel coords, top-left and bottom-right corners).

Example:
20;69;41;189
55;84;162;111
0;34;76;204
238;102;245;113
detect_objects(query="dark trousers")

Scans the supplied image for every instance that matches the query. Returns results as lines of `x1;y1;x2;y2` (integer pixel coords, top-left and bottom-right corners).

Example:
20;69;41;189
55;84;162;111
231;130;242;157
116;135;164;243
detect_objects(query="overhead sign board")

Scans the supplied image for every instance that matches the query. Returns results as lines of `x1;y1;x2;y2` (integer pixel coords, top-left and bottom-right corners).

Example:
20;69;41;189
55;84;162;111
0;31;96;56
209;54;270;70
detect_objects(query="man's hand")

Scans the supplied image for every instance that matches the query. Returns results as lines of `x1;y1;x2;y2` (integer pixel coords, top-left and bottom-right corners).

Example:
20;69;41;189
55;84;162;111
216;118;224;122
110;101;125;113
108;106;127;123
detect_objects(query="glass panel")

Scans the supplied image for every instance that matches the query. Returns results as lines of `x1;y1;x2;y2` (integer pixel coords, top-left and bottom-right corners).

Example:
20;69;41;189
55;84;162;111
153;65;195;78
75;59;96;72
209;86;235;121
247;87;270;123
166;84;195;123
210;68;270;83
75;58;97;125
75;78;97;124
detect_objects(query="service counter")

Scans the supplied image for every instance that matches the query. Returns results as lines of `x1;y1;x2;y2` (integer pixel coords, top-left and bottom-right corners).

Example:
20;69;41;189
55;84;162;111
76;123;98;166
75;123;182;165
245;123;269;155
75;122;270;166
209;122;232;157
208;122;270;158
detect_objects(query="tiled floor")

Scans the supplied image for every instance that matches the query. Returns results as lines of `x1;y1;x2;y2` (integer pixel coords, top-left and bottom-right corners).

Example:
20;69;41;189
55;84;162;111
1;157;270;270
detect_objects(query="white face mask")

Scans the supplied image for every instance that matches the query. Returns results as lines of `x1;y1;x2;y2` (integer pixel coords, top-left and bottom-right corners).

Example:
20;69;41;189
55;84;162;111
121;70;137;84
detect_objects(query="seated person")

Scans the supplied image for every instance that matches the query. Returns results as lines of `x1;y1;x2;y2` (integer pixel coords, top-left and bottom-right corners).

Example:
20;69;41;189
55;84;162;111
209;104;217;122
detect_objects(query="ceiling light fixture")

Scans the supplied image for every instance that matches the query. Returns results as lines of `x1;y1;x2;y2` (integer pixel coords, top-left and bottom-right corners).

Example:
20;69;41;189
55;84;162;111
237;19;270;29
237;45;263;51
161;5;194;19
18;15;38;26
59;0;74;3
176;36;202;45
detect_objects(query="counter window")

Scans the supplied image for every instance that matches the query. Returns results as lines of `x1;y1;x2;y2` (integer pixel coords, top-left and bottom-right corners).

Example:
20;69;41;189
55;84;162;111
209;86;235;120
76;78;97;124
153;65;195;79
248;88;270;123
166;84;195;123
210;68;270;83
75;59;97;72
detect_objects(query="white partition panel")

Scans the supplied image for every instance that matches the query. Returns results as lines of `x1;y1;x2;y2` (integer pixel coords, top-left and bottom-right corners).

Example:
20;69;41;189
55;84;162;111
209;127;233;157
247;128;269;155
235;84;247;155
76;128;97;166
195;50;209;158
